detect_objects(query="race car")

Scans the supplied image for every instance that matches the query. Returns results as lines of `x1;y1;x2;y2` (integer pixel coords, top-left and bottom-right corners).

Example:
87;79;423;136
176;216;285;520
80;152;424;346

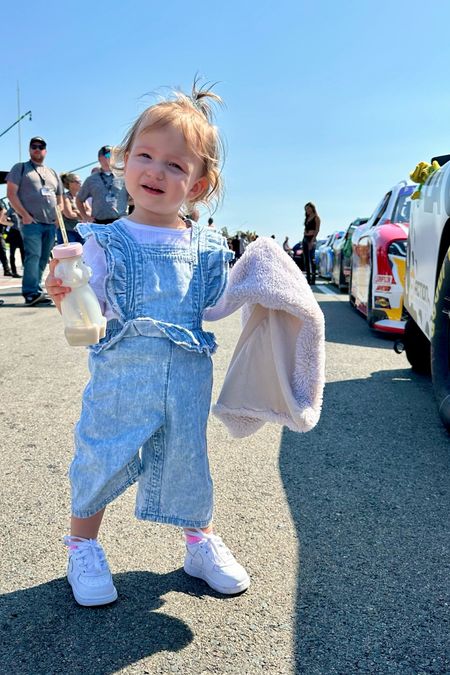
398;154;450;430
318;231;344;279
291;241;305;271
349;181;414;333
314;238;327;268
331;217;368;291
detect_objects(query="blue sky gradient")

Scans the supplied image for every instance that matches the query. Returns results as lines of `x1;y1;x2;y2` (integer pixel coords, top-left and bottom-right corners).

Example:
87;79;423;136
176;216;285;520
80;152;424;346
2;0;450;242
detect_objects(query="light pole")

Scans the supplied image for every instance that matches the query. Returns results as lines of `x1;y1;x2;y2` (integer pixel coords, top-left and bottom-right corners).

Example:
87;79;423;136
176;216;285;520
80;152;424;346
0;110;32;143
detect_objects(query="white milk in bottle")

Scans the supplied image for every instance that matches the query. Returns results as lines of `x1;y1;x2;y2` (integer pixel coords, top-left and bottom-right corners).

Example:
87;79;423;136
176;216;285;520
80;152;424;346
53;242;107;346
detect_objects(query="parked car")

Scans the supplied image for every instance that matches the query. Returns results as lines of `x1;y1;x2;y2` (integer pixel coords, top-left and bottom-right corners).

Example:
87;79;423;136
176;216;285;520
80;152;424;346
314;238;327;268
316;236;332;277
318;231;344;279
349;181;414;333
331;218;368;291
398;154;450;430
291;241;305;271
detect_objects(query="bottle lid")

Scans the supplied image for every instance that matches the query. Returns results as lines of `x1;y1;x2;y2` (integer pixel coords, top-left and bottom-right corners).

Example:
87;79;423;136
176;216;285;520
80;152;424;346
53;243;83;259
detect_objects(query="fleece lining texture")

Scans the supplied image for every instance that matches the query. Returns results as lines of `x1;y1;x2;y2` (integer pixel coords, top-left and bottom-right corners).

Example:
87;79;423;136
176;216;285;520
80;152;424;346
211;237;326;438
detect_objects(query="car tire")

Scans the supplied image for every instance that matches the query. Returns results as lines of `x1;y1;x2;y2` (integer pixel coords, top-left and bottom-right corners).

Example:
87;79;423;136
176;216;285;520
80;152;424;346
431;248;450;430
404;317;431;374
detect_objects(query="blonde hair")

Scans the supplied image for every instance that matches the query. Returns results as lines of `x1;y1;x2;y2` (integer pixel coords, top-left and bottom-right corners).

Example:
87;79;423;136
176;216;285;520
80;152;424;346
113;81;224;211
60;172;81;190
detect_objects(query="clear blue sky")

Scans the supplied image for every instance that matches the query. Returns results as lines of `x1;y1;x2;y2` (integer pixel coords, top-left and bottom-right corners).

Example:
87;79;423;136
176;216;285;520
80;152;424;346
2;0;450;242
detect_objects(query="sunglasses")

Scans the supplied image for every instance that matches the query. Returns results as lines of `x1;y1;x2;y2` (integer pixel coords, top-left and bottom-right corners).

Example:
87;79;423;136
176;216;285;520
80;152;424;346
30;144;46;150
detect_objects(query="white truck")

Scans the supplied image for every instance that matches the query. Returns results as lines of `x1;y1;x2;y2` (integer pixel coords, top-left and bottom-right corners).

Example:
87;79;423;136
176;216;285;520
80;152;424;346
398;154;450;430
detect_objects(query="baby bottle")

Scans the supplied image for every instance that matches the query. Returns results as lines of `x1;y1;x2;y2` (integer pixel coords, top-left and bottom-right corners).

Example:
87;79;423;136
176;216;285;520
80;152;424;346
53;242;107;347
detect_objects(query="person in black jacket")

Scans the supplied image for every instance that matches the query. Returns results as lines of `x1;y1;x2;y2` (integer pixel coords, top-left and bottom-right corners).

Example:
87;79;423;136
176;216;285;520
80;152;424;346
5;207;24;277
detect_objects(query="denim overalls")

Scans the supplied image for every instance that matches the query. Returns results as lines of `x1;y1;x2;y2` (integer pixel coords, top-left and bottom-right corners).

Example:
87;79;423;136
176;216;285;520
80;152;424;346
71;220;233;528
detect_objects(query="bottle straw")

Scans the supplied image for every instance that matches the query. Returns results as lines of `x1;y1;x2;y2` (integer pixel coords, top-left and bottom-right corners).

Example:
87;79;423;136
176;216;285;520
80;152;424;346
54;208;91;329
55;206;69;245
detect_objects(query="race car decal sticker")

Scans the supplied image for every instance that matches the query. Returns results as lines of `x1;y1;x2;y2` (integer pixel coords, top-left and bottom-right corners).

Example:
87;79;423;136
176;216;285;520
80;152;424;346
375;296;391;309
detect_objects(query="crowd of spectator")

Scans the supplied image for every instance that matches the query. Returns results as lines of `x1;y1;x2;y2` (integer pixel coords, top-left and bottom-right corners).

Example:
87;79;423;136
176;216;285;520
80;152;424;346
1;138;132;306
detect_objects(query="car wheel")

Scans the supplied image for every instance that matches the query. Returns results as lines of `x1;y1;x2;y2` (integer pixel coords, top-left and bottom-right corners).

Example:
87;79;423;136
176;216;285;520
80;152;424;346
403;317;431;374
431;248;450;430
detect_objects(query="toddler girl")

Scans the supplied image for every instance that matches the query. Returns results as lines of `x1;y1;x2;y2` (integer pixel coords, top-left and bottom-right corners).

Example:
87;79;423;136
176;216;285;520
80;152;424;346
45;84;250;606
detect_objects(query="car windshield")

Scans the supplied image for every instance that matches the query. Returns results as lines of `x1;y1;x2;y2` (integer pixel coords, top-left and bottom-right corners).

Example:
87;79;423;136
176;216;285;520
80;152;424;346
392;187;414;224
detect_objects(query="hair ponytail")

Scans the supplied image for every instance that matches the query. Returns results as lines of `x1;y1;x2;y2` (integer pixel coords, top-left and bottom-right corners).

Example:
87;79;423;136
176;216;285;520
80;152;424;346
191;77;223;122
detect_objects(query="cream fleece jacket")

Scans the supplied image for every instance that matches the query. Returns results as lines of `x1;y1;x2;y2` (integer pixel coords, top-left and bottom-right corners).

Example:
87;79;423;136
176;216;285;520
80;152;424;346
209;236;326;438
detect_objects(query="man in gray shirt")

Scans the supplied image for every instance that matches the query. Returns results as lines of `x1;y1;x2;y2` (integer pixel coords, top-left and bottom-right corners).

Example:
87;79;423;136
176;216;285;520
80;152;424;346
76;145;128;224
7;136;63;305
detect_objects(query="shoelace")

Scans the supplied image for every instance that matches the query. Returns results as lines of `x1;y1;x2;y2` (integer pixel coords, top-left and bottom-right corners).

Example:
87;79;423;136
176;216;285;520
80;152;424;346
63;536;108;575
192;532;235;565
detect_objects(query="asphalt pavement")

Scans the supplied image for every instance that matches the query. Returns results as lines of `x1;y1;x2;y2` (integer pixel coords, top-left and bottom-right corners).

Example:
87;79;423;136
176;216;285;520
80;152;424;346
0;281;449;674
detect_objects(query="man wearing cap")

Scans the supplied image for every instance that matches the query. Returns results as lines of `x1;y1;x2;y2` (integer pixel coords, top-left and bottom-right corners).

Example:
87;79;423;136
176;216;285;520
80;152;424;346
76;146;128;225
7;137;63;306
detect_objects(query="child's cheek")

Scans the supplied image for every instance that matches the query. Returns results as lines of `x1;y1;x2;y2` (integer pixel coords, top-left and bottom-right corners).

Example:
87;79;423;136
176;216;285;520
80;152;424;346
124;173;135;199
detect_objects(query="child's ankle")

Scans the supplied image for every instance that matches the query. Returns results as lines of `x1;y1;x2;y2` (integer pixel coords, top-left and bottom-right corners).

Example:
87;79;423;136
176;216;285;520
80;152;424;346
65;534;97;551
183;527;212;544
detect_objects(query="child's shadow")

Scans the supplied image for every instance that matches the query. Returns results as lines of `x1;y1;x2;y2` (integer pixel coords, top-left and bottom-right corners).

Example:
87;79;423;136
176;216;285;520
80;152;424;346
1;569;198;674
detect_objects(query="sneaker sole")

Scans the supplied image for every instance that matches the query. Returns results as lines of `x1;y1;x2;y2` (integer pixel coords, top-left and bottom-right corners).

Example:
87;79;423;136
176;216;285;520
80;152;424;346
25;292;46;306
68;579;118;607
184;562;250;595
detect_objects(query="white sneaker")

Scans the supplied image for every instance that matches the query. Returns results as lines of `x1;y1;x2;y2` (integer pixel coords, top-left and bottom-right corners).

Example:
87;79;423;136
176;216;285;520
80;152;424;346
184;531;250;595
64;536;118;607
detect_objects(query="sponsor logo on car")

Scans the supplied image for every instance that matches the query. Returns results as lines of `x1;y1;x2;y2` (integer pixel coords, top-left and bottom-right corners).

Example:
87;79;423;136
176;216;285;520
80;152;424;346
375;274;393;284
413;279;430;304
375;296;391;309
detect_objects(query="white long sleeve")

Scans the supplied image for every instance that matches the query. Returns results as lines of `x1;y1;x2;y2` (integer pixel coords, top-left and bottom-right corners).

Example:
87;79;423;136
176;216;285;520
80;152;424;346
203;292;244;321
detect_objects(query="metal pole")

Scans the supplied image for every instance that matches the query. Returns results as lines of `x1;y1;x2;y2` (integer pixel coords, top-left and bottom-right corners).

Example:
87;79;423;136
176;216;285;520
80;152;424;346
0;111;33;140
17;82;22;162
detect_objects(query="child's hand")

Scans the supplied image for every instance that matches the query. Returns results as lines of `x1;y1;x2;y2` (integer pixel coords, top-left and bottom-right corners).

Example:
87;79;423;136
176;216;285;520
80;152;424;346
45;259;71;313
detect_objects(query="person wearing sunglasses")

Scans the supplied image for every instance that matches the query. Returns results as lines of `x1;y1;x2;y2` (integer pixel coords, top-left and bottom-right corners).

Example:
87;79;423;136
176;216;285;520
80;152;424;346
6;137;63;306
58;172;87;245
76;145;128;225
